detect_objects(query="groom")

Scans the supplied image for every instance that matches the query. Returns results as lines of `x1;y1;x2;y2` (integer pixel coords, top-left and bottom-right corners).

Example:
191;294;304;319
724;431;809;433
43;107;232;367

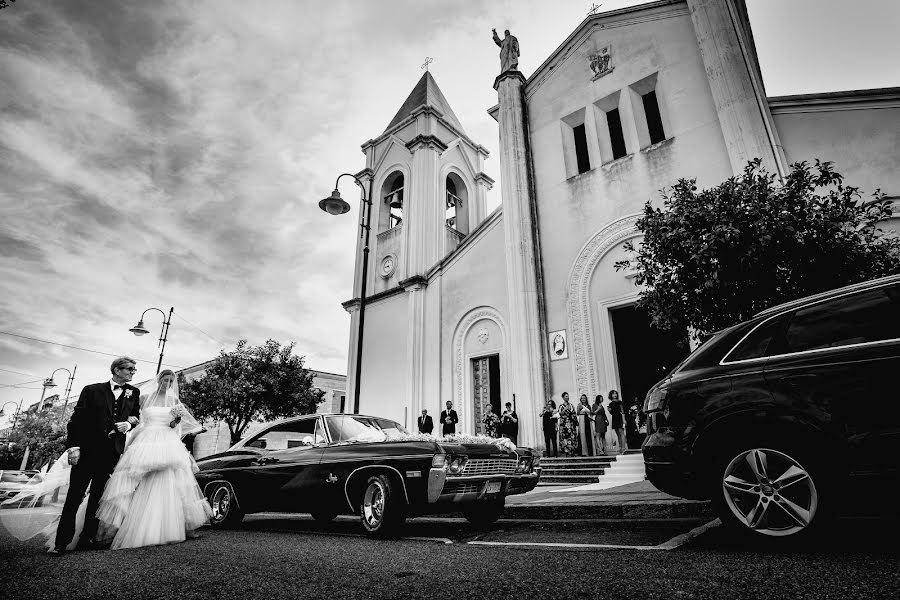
49;356;142;554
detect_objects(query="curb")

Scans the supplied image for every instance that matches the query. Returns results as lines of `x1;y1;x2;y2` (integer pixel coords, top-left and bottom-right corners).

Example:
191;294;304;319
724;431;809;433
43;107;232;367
502;501;714;521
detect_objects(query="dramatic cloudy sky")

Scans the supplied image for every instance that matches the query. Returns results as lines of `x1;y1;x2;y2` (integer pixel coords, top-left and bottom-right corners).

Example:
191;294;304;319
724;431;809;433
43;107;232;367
1;0;898;425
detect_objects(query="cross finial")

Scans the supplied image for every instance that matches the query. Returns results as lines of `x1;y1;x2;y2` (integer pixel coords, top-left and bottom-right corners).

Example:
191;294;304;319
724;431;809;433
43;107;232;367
588;3;602;16
421;56;434;72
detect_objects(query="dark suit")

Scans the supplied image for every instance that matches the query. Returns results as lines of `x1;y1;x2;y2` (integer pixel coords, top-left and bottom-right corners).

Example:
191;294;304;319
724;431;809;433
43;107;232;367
417;415;434;434
55;381;141;548
440;409;459;436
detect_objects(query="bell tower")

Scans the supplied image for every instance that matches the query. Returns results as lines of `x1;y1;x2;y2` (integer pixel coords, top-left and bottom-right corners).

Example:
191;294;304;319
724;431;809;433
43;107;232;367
346;71;494;416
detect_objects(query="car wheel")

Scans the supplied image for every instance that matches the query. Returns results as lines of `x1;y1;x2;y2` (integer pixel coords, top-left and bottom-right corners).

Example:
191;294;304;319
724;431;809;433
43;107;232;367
359;473;405;538
206;482;244;529
309;507;339;522
462;497;506;527
713;443;825;541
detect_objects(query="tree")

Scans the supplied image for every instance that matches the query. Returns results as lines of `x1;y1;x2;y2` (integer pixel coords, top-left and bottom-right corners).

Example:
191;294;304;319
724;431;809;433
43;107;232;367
179;339;325;445
6;410;69;469
616;159;900;341
0;1;18;11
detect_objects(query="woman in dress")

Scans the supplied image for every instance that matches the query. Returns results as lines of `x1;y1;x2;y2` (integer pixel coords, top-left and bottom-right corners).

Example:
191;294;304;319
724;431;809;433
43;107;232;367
591;394;608;456
576;394;593;457
557;392;579;457
95;369;212;549
481;403;501;438
608;389;626;455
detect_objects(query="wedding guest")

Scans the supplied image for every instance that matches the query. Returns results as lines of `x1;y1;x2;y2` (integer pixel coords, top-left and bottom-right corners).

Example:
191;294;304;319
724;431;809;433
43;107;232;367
608;389;626;455
591;394;608;455
539;400;558;457
417;409;434;434
577;394;593;456
440;401;459;437
482;403;501;438
500;402;519;445
558;392;578;457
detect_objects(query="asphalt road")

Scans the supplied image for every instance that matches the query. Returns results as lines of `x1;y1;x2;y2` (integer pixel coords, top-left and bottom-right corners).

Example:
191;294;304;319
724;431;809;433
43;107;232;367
1;514;898;600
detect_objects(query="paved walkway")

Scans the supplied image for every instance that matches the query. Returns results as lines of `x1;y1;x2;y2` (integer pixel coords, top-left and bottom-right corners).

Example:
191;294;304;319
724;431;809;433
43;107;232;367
505;479;714;520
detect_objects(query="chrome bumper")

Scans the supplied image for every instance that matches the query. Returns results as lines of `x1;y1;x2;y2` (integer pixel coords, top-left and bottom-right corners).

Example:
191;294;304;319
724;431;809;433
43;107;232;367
427;468;540;503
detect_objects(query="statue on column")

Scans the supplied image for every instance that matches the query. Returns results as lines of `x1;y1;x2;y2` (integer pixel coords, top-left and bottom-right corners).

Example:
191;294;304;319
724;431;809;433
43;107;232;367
492;28;520;73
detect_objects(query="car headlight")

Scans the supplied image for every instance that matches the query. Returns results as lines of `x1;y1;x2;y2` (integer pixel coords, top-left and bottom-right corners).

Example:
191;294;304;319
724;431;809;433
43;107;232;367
645;386;668;413
516;457;530;473
431;454;446;468
447;456;467;475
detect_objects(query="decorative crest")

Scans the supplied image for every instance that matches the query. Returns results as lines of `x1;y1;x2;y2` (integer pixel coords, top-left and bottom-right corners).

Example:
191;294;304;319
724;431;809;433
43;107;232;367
589;45;614;80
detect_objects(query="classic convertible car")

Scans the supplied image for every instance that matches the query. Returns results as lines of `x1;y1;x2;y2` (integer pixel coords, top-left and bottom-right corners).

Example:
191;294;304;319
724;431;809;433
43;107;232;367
195;413;541;537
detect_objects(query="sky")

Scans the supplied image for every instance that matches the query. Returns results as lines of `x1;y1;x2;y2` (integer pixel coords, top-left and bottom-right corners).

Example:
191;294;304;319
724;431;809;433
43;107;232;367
1;0;898;426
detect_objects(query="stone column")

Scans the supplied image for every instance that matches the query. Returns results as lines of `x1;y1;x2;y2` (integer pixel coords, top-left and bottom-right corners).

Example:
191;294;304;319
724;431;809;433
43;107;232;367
687;0;784;176
343;302;360;411
494;70;547;450
402;276;427;426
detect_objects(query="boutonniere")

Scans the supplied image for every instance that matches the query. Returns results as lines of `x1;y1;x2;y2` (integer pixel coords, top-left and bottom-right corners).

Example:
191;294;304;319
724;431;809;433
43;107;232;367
124;390;133;399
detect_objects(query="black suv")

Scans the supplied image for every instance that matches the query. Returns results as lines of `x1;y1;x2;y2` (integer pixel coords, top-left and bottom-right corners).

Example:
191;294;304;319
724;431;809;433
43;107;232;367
643;274;900;540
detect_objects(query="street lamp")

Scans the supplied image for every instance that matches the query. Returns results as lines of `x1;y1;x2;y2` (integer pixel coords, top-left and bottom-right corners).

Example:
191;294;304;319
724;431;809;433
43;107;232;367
318;172;372;414
42;367;76;412
130;307;174;374
0;399;24;434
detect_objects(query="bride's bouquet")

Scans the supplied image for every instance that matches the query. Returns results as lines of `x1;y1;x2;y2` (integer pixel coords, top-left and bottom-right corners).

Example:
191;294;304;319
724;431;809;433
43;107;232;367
170;403;187;421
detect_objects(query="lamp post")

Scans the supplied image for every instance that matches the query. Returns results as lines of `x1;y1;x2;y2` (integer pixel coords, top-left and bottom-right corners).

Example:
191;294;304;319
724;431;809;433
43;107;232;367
129;307;174;374
42;367;76;413
0;399;24;434
318;173;372;414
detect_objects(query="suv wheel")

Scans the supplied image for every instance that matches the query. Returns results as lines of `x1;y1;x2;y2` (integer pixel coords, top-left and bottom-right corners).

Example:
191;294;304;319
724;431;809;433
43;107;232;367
714;444;822;540
359;473;406;538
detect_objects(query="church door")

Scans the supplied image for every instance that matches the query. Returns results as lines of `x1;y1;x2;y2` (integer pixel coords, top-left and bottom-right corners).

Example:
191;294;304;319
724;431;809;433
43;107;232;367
472;355;501;434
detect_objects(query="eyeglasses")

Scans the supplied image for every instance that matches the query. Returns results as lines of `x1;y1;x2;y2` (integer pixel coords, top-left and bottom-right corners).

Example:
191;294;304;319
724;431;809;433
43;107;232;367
120;367;138;373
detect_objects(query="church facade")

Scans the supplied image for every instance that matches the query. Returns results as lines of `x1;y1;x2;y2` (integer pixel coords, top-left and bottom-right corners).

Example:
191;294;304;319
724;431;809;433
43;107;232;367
342;0;900;453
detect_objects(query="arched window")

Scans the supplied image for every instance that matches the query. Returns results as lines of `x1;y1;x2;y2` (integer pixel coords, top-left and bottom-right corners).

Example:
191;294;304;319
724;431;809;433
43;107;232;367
445;173;469;236
385;175;403;229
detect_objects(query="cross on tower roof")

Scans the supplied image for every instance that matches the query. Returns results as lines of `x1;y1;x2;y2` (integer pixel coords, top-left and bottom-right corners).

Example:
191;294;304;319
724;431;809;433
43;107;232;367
421;56;434;72
587;3;603;16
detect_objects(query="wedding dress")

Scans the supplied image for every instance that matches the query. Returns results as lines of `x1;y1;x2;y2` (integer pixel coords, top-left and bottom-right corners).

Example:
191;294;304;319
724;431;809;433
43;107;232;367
96;405;211;549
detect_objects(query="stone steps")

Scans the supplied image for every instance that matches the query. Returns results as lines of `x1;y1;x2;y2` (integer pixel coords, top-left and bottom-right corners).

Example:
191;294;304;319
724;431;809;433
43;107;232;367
537;453;645;487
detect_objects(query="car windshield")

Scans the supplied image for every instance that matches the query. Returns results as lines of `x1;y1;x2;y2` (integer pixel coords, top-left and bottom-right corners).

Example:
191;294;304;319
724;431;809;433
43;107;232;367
325;415;408;443
0;472;35;484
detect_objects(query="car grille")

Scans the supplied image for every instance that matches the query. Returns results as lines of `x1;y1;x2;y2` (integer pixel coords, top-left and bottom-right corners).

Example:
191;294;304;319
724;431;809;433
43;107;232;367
461;458;517;476
445;482;481;495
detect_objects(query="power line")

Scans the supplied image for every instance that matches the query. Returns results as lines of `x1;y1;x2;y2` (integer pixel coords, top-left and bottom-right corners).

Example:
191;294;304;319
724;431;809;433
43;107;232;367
0;379;43;388
0;367;39;378
172;313;224;346
0;329;185;369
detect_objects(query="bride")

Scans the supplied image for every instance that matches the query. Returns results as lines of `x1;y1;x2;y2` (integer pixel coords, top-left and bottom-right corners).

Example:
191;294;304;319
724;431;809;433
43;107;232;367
95;369;212;549
1;370;212;550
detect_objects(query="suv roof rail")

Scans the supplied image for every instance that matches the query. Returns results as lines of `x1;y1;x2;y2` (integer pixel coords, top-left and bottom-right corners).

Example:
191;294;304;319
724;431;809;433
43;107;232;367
754;273;900;318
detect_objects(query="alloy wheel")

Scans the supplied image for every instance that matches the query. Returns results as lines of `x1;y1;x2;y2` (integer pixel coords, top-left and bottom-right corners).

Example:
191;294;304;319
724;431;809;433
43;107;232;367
722;447;818;537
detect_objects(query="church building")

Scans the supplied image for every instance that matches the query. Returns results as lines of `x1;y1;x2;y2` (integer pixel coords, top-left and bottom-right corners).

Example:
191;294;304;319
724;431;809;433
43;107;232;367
340;0;900;453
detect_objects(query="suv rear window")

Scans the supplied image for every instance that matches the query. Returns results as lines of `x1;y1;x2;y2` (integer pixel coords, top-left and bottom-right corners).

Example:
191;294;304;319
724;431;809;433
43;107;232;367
725;313;790;362
782;287;899;353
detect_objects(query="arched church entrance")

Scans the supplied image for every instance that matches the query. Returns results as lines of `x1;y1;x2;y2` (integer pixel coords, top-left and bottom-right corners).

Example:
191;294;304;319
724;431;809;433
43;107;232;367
472;354;501;435
568;215;690;449
453;307;509;436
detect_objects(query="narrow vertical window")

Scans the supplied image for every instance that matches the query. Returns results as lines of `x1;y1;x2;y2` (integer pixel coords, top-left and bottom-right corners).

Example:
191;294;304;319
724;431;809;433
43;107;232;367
606;108;627;160
573;123;591;174
642;90;665;144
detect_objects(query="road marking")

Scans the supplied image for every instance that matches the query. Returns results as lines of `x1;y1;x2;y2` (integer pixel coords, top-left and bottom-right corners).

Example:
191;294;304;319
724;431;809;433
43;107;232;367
656;518;721;549
468;541;665;551
467;519;721;552
404;536;454;544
